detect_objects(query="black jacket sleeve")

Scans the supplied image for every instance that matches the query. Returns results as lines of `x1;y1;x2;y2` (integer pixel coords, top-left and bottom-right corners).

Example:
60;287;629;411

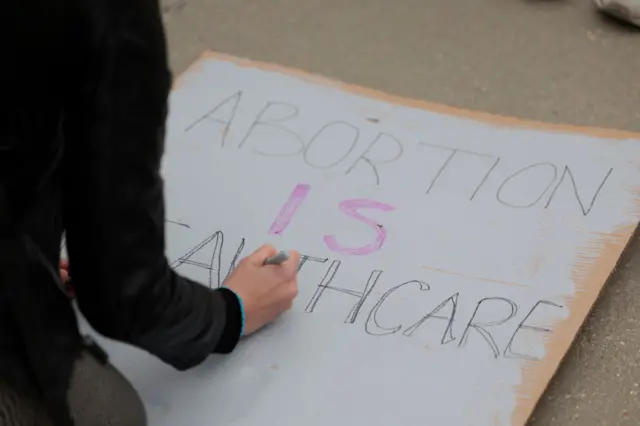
61;0;241;370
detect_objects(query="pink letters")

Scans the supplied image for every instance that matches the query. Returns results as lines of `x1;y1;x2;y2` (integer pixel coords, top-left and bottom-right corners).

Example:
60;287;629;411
323;199;395;255
269;184;394;255
268;184;311;235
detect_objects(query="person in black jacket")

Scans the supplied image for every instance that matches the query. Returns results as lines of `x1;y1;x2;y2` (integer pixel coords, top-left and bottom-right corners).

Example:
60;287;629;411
1;0;300;424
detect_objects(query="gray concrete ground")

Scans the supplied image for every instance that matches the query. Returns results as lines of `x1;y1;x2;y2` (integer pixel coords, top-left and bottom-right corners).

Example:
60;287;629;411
159;1;640;424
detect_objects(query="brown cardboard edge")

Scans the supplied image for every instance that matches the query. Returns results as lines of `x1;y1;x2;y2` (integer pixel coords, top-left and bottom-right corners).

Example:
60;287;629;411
174;50;640;141
172;51;640;425
510;223;638;425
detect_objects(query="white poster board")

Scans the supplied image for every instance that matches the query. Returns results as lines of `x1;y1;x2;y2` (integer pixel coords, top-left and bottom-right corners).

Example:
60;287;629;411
81;52;640;426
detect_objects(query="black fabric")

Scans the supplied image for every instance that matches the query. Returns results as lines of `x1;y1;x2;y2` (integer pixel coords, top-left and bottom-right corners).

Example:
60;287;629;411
2;0;241;422
214;288;243;354
0;170;80;426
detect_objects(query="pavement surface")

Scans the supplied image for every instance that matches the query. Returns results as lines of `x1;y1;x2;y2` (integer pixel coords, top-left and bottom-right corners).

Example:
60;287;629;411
159;1;640;424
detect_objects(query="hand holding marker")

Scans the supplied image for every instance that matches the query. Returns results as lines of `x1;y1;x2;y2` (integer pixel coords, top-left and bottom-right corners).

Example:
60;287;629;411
264;250;290;266
224;245;300;336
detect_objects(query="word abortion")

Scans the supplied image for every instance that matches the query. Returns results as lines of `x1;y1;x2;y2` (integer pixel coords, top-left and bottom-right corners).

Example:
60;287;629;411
168;227;563;362
183;91;614;217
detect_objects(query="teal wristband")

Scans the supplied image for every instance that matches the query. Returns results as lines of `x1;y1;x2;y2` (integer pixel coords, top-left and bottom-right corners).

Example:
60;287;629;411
227;288;245;337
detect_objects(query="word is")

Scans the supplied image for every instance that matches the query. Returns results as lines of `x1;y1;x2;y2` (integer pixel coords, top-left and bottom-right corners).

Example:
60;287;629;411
268;183;394;256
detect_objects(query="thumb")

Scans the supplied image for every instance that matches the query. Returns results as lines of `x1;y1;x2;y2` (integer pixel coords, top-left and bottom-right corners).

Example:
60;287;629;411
247;244;278;267
285;250;301;269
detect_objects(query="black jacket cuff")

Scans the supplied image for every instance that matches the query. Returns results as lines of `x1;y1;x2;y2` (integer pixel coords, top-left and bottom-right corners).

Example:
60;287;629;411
212;288;242;354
